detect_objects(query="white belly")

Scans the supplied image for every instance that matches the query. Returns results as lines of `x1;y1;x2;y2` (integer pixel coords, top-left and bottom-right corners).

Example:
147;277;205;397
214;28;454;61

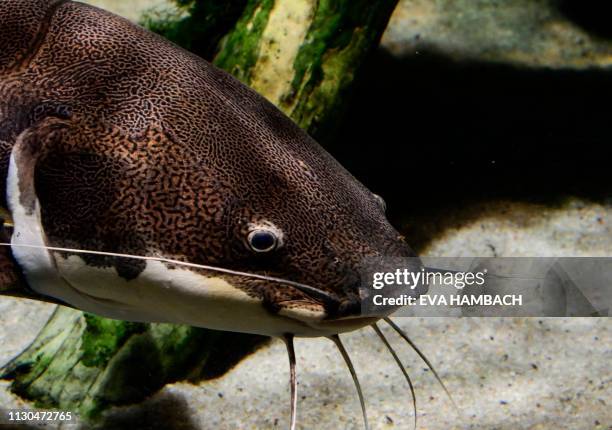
52;254;323;337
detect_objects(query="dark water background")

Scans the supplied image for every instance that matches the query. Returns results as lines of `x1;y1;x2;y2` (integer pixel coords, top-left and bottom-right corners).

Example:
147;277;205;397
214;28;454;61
332;47;611;251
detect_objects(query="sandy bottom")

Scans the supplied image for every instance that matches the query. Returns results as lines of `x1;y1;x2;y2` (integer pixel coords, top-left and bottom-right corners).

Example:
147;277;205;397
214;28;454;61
0;298;609;429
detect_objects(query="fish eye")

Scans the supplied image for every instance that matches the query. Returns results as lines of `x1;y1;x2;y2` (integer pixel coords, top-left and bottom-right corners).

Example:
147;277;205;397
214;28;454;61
373;193;387;212
247;229;278;253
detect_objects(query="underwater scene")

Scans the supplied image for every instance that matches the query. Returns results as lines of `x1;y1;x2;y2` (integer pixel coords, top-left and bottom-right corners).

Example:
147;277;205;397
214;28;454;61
0;1;610;429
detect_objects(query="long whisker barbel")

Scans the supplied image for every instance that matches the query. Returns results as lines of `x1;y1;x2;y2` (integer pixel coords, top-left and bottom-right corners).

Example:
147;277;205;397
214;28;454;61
384;317;459;414
329;334;370;430
0;242;338;305
282;334;298;430
372;323;417;430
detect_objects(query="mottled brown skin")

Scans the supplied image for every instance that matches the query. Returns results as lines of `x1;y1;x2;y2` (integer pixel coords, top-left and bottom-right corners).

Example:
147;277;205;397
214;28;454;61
0;0;415;321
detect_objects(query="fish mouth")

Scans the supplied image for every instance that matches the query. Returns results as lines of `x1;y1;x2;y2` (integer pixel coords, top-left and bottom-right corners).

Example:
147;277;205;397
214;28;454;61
312;315;382;333
277;299;382;336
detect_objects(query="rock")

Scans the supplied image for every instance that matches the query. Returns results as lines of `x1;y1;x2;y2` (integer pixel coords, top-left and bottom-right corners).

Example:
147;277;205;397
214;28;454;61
82;0;171;22
382;0;612;68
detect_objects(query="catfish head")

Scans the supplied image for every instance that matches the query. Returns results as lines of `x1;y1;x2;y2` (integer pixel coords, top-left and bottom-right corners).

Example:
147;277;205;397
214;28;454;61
1;0;421;338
